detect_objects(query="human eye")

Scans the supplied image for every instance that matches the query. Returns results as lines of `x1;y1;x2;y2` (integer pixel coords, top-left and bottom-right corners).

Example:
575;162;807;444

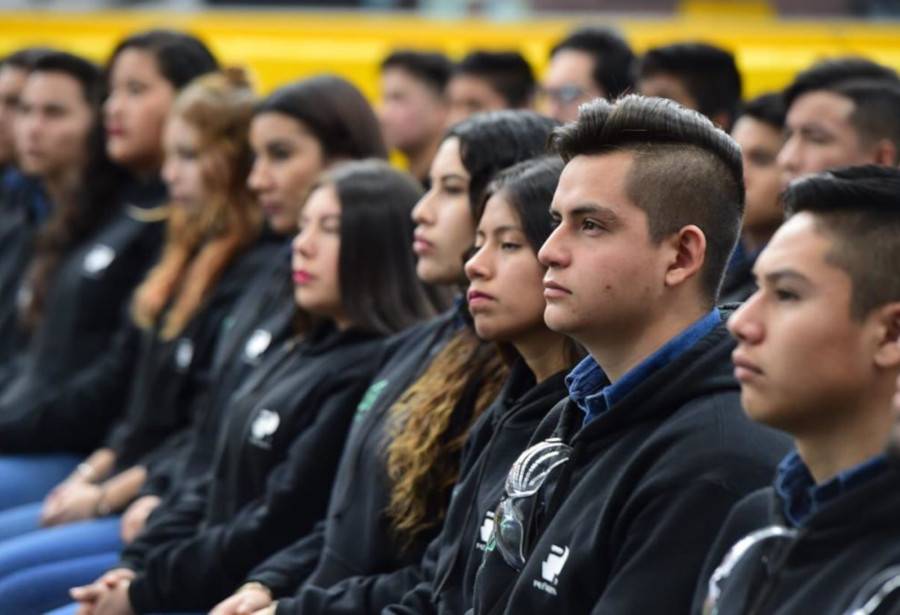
774;287;800;302
581;218;602;232
126;80;148;96
501;241;522;252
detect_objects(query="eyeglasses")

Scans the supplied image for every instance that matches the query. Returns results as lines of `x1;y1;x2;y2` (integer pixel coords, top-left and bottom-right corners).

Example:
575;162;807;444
539;85;589;106
702;525;798;615
846;565;900;615
492;437;573;571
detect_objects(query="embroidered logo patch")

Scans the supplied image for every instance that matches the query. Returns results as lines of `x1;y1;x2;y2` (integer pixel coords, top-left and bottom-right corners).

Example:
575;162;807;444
174;338;194;371
533;544;570;596
476;511;496;552
355;379;389;421
82;245;116;277
244;329;272;362
249;408;281;449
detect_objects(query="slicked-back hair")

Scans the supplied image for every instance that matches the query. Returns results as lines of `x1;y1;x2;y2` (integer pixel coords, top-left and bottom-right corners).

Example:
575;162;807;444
381;50;453;97
737;92;785;131
782;56;899;109
256;75;388;162
827;79;900;160
639;42;742;130
326;159;437;335
783;165;900;320
445;110;558;215
454;50;536;108
107;29;218;90
550;26;635;99
1;47;56;71
551;95;744;303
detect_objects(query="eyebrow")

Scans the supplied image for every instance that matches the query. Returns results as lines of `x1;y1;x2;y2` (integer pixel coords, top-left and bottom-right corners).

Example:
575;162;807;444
550;202;620;223
758;269;811;285
438;173;467;183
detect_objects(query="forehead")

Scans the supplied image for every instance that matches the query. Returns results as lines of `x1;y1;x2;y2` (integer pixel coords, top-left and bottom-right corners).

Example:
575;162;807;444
251;112;310;141
479;191;521;230
553;150;635;212
637;73;696;110
22;71;82;100
304;183;341;215
381;67;435;96
448;75;501;100
110;48;162;81
732;116;782;149
786;90;855;127
431;137;467;176
545;49;595;85
0;65;27;92
757;212;844;281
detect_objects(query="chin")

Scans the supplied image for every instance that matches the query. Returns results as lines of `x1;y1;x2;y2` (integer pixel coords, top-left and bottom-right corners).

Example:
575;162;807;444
543;308;575;335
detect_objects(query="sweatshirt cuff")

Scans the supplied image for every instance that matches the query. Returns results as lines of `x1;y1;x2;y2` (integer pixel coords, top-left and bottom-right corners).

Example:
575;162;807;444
127;575;156;614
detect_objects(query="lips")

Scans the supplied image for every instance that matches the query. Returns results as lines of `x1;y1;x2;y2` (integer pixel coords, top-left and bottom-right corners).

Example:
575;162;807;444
467;289;495;309
293;269;313;285
543;278;571;300
413;232;434;256
732;351;763;382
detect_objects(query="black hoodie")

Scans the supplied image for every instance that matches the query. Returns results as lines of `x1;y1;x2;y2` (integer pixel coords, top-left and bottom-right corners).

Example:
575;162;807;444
471;317;791;615
693;466;900;615
239;307;467;615
385;361;568;615
0;179;167;452
119;325;388;613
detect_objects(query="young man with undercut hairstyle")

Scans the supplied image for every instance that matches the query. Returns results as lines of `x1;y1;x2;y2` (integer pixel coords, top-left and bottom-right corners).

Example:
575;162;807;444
541;27;634;123
779;58;900;187
378;50;452;186
696;166;900;615
445;50;535;126
637;42;742;131
471;95;790;614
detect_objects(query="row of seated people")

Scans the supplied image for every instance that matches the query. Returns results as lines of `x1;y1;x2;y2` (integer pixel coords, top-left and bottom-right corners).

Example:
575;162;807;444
0;25;897;615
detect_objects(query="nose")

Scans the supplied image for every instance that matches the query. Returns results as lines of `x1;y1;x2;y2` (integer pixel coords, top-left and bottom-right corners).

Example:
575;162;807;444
776;135;800;179
464;244;490;283
161;157;177;188
727;292;764;344
247;158;270;193
292;225;315;259
411;190;436;226
537;224;568;269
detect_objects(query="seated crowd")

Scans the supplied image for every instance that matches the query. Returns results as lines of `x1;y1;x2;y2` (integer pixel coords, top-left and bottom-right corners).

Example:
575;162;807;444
0;23;898;615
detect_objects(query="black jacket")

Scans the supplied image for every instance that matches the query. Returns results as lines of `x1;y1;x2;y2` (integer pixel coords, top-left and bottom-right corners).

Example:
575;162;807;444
385;362;568;615
102;235;280;471
471;318;791;615
139;238;294;498
120;325;388;613
0;179;167;452
241;308;466;615
693;467;900;615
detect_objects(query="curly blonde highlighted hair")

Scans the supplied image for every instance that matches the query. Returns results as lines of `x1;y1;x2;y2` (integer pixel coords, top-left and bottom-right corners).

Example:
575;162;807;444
131;68;261;340
385;326;508;550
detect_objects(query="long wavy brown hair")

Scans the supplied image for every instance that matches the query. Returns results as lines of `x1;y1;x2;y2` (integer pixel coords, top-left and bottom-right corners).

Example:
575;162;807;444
131;68;261;340
385;325;508;551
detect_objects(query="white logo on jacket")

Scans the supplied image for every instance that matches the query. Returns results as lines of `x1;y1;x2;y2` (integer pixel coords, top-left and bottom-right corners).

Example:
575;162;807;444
476;511;495;551
175;338;194;371
244;329;272;362
249;408;280;449
82;244;116;277
533;544;570;596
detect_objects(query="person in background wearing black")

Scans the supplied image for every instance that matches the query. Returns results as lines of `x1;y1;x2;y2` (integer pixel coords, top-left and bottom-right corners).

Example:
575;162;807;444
637;42;742;131
777;57;900;187
696;166;900;615
539;26;634;123
0;30;217;512
378;50;451;186
117;74;392;546
720;93;786;304
445;51;535;126
208;111;555;615
65;159;437;615
471;96;791;614
384;156;582;615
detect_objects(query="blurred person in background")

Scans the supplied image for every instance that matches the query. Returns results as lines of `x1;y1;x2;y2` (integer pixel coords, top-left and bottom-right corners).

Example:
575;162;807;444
540;26;634;123
637;42;742;131
379;50;452;186
445;50;536;126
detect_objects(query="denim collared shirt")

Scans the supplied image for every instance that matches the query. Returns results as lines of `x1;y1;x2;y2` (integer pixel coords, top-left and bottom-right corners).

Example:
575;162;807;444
566;308;722;426
774;450;888;528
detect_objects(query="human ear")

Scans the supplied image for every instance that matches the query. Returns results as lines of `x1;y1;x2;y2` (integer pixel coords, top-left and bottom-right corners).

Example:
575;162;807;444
873;302;900;369
663;225;707;289
872;138;898;167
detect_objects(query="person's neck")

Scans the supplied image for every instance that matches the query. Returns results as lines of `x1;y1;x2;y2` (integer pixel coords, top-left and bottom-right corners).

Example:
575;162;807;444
583;298;710;383
794;381;895;484
404;135;442;184
741;224;779;254
513;327;571;384
43;166;82;210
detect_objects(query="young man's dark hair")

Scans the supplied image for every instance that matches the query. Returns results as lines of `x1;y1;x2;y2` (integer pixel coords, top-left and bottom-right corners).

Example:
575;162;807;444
637;42;742;131
549;27;635;100
0;47;56;71
456;51;535;107
697;165;900;614
541;26;635;122
740;91;786;128
781;56;898;109
551;94;744;301
469;94;789;615
380;50;453;96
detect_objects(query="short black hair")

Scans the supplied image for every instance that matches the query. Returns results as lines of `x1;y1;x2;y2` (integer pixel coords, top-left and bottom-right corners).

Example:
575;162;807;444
820;78;900;160
454;50;536;108
737;92;786;131
256;75;388;162
1;47;56;72
32;51;105;107
550;26;635;99
782;56;899;109
445;110;558;215
783;165;900;319
551;95;744;303
108;29;218;90
639;42;742;129
381;50;453;96
325;159;437;334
